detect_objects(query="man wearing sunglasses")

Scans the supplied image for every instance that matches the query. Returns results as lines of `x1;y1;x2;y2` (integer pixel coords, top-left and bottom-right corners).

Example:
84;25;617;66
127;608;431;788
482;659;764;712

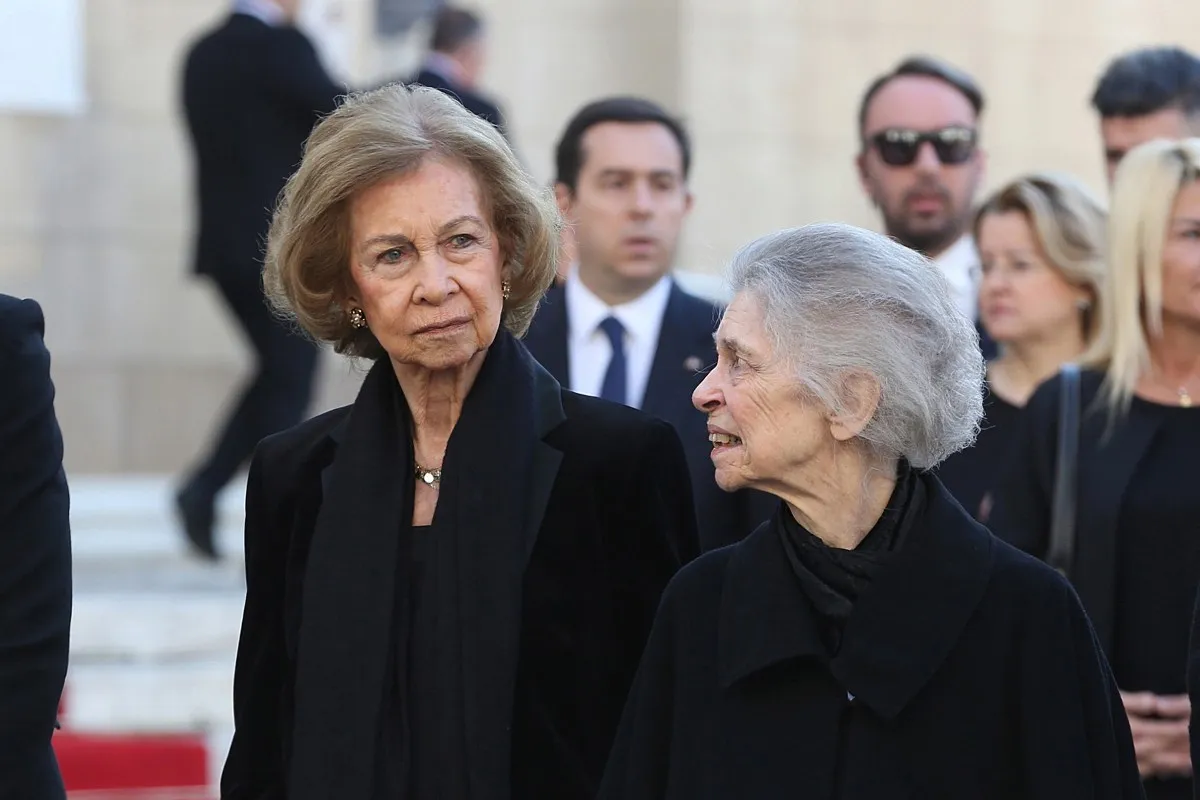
856;56;990;353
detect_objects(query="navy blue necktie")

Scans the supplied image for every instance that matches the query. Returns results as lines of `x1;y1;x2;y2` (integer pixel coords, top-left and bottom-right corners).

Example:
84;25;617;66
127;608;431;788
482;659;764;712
598;316;628;406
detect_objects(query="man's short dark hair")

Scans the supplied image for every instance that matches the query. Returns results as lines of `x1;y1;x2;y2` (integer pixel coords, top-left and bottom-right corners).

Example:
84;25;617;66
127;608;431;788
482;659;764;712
430;7;483;54
1091;46;1200;119
857;56;985;141
554;96;692;192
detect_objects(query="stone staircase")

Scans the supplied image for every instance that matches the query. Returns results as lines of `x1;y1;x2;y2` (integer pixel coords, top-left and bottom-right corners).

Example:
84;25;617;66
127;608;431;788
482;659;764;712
63;475;249;796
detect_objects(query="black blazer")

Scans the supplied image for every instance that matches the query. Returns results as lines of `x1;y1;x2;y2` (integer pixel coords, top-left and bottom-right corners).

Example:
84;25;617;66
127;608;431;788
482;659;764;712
599;475;1143;799
523;282;775;551
0;296;72;800
221;361;700;799
988;370;1165;658
181;13;343;276
409;68;505;133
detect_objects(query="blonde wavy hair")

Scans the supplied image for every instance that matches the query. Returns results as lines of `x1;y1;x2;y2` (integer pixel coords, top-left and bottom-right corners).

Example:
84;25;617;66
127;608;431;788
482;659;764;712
972;171;1108;347
1085;138;1200;413
264;83;563;359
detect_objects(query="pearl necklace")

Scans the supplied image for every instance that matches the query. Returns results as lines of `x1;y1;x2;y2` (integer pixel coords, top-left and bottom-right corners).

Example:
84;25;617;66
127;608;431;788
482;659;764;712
1181;386;1194;408
415;464;442;486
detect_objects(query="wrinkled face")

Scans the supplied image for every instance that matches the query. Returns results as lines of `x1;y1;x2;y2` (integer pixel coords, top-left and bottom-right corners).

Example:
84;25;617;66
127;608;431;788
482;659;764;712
1100;108;1193;186
558;121;692;297
691;293;834;494
857;75;984;257
977;211;1090;346
346;158;505;373
1160;179;1200;328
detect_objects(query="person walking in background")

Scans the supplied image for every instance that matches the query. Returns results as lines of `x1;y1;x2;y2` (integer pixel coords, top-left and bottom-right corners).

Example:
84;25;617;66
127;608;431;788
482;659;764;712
177;0;344;560
598;224;1143;799
1092;46;1200;185
408;6;506;135
993;139;1200;800
523;97;774;551
856;55;996;358
0;295;73;800
937;173;1106;521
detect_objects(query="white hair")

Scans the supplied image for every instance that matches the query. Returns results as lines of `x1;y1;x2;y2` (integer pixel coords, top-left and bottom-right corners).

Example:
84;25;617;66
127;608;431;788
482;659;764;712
727;222;985;469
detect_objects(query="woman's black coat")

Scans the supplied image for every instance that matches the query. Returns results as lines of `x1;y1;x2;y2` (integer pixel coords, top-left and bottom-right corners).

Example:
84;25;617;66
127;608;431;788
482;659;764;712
598;475;1144;800
220;349;700;800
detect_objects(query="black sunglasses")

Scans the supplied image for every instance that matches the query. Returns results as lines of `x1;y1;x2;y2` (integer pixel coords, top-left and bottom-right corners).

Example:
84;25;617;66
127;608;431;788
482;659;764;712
868;127;977;167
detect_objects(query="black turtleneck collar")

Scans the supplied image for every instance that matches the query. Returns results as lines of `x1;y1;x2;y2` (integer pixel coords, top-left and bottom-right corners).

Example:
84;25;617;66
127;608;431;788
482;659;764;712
775;462;924;655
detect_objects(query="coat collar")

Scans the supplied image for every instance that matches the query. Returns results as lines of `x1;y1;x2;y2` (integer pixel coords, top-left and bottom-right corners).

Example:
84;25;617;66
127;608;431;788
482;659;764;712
718;474;995;720
293;337;567;799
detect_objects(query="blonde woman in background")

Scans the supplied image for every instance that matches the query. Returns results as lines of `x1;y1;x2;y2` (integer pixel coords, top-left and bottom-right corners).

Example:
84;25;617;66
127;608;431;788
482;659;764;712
993;139;1200;800
937;173;1106;521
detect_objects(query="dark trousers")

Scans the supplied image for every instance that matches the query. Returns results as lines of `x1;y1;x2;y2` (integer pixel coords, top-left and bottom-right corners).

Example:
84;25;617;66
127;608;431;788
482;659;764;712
185;266;319;500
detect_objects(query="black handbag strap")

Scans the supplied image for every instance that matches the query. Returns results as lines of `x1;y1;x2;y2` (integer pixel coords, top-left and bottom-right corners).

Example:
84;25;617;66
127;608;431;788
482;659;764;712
1046;363;1081;575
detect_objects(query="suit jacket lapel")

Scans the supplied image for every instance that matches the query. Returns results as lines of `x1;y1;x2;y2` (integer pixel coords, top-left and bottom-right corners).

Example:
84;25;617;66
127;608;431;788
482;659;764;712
641;283;713;419
524;285;570;387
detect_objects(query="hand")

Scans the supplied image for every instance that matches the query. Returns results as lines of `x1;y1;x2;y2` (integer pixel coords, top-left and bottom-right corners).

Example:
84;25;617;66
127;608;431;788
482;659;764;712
1121;691;1192;778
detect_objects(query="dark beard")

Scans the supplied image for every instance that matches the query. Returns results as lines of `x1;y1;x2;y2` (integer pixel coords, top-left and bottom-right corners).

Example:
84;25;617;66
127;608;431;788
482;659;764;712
883;214;964;258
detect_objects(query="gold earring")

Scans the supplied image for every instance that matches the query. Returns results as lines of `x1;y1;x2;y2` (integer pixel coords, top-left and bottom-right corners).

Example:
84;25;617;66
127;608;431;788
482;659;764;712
502;280;511;301
349;307;367;329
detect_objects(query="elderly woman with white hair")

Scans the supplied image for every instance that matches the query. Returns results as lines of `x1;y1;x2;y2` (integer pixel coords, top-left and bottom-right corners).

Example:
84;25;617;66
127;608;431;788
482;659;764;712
597;223;1144;799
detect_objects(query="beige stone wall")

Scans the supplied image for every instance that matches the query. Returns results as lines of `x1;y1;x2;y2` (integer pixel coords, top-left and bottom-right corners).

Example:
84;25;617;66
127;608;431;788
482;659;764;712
3;0;1200;473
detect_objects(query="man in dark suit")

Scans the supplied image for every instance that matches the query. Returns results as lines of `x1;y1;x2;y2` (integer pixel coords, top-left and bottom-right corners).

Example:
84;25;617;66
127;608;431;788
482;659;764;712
0;295;72;800
408;7;505;134
523;97;773;551
178;0;344;559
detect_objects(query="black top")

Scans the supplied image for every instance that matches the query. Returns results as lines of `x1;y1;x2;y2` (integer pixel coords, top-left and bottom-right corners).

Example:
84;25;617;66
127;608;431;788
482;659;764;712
936;384;1022;520
1113;400;1200;694
406;518;470;797
1112;402;1200;800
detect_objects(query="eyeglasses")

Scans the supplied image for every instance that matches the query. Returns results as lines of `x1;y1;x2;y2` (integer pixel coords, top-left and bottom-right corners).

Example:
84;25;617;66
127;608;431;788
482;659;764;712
867;127;977;167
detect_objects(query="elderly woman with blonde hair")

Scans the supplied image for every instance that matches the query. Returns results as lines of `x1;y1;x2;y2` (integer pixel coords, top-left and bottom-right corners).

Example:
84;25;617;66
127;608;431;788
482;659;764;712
992;139;1200;800
598;223;1143;799
218;84;699;800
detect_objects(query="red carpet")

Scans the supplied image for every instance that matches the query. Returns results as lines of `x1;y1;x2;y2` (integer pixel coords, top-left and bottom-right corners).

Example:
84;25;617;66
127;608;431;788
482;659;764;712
53;730;211;799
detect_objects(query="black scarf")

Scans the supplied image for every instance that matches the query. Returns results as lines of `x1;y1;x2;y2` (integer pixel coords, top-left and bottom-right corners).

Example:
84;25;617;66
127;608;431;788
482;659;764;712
776;463;924;655
287;330;555;800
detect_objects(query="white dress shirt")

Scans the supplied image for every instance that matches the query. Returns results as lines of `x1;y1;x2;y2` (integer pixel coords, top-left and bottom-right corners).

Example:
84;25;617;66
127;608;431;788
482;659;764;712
233;0;287;26
935;234;981;322
565;269;673;409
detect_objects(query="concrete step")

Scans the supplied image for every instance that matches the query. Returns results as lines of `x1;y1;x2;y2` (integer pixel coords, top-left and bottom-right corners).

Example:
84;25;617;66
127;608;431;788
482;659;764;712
66;662;234;733
71;592;245;664
69;475;247;563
